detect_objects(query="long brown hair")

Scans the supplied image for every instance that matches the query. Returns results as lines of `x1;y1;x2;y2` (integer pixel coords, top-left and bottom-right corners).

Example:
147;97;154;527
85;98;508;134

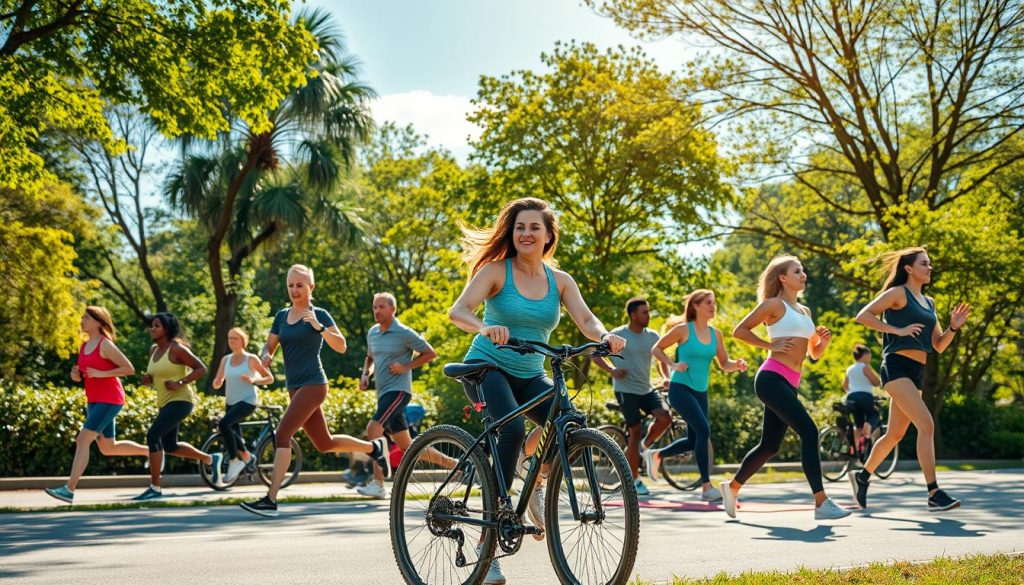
879;246;927;293
665;289;714;329
460;198;559;278
757;255;800;303
85;306;116;341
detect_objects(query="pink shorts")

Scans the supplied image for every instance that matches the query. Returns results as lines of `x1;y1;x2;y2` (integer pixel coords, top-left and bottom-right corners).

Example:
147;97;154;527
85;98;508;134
758;358;802;388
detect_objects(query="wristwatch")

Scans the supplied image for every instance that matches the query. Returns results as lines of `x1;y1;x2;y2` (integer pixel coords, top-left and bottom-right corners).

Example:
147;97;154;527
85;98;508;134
317;323;327;333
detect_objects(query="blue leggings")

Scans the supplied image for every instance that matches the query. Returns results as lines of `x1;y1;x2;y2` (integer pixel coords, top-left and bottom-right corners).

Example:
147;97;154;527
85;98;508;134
659;382;711;483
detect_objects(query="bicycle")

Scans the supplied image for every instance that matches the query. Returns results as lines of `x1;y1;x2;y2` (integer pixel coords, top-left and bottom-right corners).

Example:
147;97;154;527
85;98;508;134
818;395;898;482
199;404;303;490
595;392;703;491
389;338;640;585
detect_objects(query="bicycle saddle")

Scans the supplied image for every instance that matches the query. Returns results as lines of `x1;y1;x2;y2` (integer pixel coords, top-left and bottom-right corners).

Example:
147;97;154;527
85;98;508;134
443;361;496;383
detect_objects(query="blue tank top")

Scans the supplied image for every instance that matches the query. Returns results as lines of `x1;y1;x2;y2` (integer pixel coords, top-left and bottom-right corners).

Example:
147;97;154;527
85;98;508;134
670;322;717;392
464;259;561;378
882;287;936;356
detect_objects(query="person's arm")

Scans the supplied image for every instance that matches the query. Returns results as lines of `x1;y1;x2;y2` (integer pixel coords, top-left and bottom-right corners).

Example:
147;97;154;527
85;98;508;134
247;355;274;386
855;288;924;337
449;263;509;343
140;345;156;386
842;373;850;392
302;308;346;354
713;329;748;373
652;325;687;373
555;271;626;352
389;339;439;375
165;343;207;391
863;364;881;387
359;353;374;390
89;338;136;378
733;298;793;353
932;301;970;353
212;355;228;389
591;355;627;379
805;306;831;361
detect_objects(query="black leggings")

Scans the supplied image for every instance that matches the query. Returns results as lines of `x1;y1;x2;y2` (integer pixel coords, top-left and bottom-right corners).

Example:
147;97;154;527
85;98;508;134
734;370;823;494
463;361;554;491
660;383;711;483
147;401;194;453
219;401;256;459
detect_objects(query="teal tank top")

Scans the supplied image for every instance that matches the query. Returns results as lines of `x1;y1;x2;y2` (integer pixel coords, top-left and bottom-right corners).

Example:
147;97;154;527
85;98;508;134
464;259;561;378
670;322;717;392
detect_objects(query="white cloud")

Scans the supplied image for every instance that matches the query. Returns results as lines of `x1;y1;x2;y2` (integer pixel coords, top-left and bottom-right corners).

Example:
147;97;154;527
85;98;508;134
370;91;481;162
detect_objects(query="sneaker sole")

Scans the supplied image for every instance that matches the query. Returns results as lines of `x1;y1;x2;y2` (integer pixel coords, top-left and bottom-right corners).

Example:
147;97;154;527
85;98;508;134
239;503;279;518
719;481;736;518
928;500;961;512
44;491;73;504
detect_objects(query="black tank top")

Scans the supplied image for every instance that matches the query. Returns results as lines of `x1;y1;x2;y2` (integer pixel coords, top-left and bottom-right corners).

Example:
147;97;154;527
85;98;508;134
882;286;936;356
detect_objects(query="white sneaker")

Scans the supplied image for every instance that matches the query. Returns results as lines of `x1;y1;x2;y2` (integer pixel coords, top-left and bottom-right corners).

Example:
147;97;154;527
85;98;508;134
357;480;388;499
814;498;851;520
224;458;247;483
719;480;737;518
476;544;506;585
526;482;545;541
701;486;723;502
642;448;661;481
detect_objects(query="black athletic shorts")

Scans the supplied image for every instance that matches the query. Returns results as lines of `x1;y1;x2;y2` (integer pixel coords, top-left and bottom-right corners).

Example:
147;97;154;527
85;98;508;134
614;390;668;427
373;391;412;434
880;353;925;389
844;392;881;430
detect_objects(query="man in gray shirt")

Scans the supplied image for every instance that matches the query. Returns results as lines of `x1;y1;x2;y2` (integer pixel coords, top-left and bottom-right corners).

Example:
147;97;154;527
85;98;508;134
357;292;437;498
592;297;671;496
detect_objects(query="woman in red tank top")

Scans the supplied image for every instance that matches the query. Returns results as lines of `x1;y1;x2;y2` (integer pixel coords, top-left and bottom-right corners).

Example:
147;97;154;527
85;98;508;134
44;307;149;504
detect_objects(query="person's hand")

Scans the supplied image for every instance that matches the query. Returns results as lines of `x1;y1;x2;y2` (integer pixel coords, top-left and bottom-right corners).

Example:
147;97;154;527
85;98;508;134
660;378;670;390
85;367;105;379
358;375;369;391
605;334;626;354
895;323;925;337
164;379;182;392
260;353;272;368
70;365;82;382
240;374;253;384
769;338;796;352
301;309;323;331
481;325;510;345
611;368;628;380
815;326;832;343
388;362;408;375
672;361;689;373
949;303;971;330
141;373;153;386
734;358;749;372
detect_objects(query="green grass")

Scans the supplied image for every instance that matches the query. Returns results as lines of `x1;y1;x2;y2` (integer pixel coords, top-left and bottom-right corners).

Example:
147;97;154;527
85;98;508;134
630;553;1024;584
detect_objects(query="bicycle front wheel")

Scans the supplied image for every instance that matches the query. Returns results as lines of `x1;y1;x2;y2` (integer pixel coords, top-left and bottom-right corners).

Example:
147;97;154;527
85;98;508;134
656;421;702;491
545;427;639;585
255;435;302;489
390;424;497;585
199;433;232;491
818;426;851;482
873;427;899;479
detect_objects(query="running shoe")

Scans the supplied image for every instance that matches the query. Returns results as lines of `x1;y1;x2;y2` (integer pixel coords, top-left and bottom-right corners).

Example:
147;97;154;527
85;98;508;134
814;498;851;520
209;453;223;485
475;544;506;585
700;486;723;502
516;448;531;479
44;485;74;504
357;480;388;499
849;468;870;509
370;437;391;479
927;489;961;512
634;478;650;496
642;448;661;482
342;466;369;487
525;482;545;541
719;480;737;518
132;486;163;501
224;458;247;484
239;495;278;518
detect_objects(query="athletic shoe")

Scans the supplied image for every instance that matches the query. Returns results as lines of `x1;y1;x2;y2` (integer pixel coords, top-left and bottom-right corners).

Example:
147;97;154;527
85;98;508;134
342;467;370;487
525;482;545;541
701;486;723;502
209;453;223;485
642;448;661;481
476;544;506;585
516;448;531;479
928;489;961;512
357;480;388;499
44;485;74;504
849;469;870;509
371;437;392;479
132;486;163;501
634;478;650;496
224;458;247;484
814;498;851;520
719;480;737;518
239;495;278;518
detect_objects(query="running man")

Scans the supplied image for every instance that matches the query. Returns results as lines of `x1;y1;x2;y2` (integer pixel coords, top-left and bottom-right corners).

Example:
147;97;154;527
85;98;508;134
843;344;881;457
357;292;438;499
591;296;670;496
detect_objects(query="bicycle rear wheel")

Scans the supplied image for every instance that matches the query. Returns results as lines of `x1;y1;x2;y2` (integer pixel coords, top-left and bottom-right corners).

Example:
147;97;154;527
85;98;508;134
545;427;639;585
656;421;702;491
255;435;302;489
390;424;497;585
818;426;851;482
872;426;899;479
199;433;232;491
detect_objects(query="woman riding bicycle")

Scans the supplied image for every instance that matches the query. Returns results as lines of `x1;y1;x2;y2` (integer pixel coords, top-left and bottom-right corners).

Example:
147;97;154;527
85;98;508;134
843;344;881;457
448;197;626;584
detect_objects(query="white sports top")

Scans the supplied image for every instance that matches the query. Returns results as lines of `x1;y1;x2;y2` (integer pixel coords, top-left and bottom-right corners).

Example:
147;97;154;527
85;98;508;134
765;301;815;340
846;363;875;394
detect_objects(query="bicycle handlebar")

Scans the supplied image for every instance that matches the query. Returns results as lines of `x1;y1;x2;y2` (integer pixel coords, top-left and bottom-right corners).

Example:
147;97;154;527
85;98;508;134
496;337;620;360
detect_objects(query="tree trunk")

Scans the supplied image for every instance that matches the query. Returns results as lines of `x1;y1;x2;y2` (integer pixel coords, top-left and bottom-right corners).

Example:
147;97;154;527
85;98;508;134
208;290;238;393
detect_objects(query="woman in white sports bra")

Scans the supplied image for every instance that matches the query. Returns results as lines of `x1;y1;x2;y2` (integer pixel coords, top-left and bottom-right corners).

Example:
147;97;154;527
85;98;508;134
723;255;850;521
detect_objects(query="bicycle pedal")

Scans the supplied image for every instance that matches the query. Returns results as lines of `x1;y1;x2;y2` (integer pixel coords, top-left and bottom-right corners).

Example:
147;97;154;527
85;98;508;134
524;524;544;536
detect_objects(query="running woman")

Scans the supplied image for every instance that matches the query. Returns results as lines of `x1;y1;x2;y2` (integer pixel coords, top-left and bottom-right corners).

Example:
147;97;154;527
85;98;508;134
134;312;221;501
843;344;881;456
647;289;748;502
449;197;626;584
849;247;969;512
240;264;389;517
45;307;149;504
211;327;274;484
723;255;850;520
591;296;671;496
357;292;439;499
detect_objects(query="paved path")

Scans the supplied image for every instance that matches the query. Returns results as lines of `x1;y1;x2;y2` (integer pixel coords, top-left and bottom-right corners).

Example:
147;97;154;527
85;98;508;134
1;470;1021;584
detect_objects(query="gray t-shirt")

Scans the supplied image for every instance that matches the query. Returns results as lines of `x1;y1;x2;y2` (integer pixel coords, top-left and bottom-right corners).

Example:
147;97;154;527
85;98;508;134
608;325;660;395
367;318;430;397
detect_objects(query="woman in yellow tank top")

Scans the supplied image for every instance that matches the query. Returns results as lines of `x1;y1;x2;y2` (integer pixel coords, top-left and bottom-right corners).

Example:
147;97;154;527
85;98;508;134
133;312;222;501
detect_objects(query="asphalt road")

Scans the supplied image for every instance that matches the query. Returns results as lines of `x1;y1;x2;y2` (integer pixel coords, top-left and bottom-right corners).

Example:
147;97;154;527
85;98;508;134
1;469;1021;584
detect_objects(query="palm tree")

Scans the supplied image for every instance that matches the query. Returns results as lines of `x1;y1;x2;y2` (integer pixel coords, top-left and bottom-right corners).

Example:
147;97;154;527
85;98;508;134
164;7;375;378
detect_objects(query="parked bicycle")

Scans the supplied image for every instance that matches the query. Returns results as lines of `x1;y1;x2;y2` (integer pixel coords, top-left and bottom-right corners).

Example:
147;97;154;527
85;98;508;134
199;404;302;490
818;396;898;482
389;338;640;585
595;393;703;491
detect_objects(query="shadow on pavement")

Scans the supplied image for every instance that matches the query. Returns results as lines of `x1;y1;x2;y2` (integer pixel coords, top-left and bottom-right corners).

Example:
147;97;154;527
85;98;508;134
869;515;992;538
736;522;847;543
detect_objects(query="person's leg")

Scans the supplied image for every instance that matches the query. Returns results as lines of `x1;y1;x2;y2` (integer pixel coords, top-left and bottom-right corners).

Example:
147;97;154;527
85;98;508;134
730;372;791;495
867;379;937;484
219;402;256;461
615;392;644;479
863;381;914;474
668;387;712;483
91;404;148;459
145;403;192;488
161;403;212;464
368;392;411;483
67;428;100;491
478;370;526;491
755;381;825;502
641;391;672;449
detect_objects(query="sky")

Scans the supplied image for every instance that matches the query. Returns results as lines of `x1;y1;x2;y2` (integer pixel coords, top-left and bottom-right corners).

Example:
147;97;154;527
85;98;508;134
311;0;700;160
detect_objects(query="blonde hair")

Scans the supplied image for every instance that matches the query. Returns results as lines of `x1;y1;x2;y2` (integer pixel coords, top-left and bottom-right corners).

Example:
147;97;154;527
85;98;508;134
757;255;801;303
287;264;316;300
84;306;116;341
460;198;559;278
878;246;928;294
228;327;249;348
664;289;714;330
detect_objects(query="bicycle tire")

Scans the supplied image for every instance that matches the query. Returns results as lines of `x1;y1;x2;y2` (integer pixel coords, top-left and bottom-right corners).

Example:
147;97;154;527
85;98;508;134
873;426;899;479
545;427;639;585
657;420;703;491
198;433;233;491
595;424;627;452
255;434;302;489
818;426;851;482
390;424;498;585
